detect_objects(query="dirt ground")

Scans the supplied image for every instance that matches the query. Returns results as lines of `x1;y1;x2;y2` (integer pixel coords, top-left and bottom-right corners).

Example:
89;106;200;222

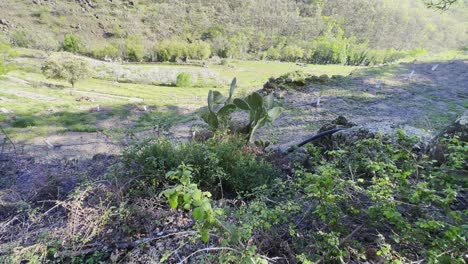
258;60;468;150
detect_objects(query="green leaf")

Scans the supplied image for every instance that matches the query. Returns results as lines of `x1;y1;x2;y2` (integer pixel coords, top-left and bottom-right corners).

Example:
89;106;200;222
207;90;214;112
246;92;264;110
228;77;237;102
206;111;219;129
200;227;210;243
192;189;202;201
267;107;283;121
183;193;191;203
201;201;212;211
233;98;251;110
218;104;236;116
192;207;205;221
212;91;227;104
168;193;179;209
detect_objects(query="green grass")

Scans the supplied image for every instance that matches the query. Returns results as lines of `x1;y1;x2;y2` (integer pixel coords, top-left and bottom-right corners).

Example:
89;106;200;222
3;48;464;142
1;49;359;141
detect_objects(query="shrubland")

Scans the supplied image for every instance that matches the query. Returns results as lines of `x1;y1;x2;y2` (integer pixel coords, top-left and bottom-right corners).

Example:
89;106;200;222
2;123;465;263
0;0;466;65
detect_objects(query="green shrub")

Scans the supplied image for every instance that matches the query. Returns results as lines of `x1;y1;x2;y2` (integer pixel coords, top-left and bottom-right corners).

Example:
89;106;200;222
281;45;305;62
153;40;211;62
92;43;120;60
124;136;278;196
125;35;144;61
188;40;211;60
62;34;81;53
265;47;281;60
11;117;36;128
176;72;192;87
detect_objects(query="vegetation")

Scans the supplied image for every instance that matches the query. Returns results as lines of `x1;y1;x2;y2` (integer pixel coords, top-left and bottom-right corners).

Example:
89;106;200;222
0;0;466;64
175;72;192;87
0;1;467;263
62;34;81;53
125;135;278;195
41;53;93;88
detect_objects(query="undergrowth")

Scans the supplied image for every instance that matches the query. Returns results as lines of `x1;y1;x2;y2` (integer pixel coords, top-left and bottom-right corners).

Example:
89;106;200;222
1;131;466;263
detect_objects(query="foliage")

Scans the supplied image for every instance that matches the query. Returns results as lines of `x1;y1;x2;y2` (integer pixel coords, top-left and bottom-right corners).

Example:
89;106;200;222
281;45;305;62
153;40;211;62
42;53;93;88
62;34;81;53
227;132;467;263
160;164;272;263
234;93;283;143
175;72;192;87
124;35;144;61
124;135;277;195
161;164;219;242
91;43;120;60
202;78;237;130
265;47;281;60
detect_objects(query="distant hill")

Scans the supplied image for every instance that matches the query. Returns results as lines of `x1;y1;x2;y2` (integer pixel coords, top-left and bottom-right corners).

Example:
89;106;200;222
0;0;466;63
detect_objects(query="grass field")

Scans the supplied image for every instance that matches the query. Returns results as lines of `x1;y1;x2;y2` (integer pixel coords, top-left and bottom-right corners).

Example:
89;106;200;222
1;48;466;143
0;49;359;141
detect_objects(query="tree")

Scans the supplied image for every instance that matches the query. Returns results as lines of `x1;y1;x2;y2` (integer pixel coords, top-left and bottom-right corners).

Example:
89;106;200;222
125;35;145;61
42;53;93;90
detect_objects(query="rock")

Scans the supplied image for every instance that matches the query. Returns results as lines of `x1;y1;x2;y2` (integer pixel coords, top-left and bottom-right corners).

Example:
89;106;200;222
192;129;213;142
331;123;432;148
0;19;9;26
318;115;356;133
430;111;468;164
437;110;468;141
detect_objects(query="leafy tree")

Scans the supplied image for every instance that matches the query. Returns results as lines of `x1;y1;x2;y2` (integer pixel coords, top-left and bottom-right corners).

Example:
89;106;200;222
62;34;81;53
281;45;305;62
42;53;93;89
265;47;281;60
125;35;144;61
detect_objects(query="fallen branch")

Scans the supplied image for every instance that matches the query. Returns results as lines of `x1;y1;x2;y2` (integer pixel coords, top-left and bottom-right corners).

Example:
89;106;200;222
286;128;345;153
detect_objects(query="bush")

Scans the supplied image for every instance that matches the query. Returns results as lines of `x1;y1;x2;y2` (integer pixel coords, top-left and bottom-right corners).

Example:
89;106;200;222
124;136;278;196
265;47;281;60
62;34;81;53
125;35;144;61
281;45;305;62
92;43;120;60
153;40;212;62
188;40;211;60
175;72;191;87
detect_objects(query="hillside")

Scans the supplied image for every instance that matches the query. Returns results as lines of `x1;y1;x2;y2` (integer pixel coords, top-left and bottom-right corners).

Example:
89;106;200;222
0;0;467;63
